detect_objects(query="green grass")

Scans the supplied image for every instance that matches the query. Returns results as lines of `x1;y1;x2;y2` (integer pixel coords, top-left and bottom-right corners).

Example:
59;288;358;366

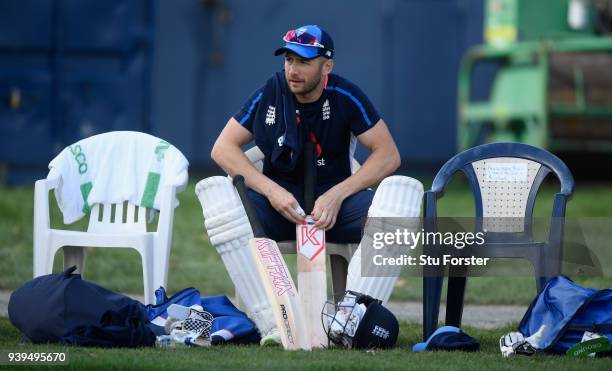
1;318;610;370
0;177;611;304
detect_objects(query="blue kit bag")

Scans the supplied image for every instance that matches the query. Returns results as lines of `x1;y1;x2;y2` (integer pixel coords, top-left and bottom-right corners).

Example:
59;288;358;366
146;287;261;345
518;276;612;354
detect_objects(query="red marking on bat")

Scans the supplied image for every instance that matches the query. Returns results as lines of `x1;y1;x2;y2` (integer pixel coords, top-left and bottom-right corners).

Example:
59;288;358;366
298;222;325;260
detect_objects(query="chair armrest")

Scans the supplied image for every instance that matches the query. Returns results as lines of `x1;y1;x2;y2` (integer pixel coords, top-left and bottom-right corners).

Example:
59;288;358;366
156;183;178;232
34;175;59;233
174;170;189;194
423;191;439;219
36;172;61;192
244;146;265;163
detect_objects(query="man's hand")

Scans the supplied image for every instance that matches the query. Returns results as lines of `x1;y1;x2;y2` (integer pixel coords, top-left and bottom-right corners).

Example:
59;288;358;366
267;185;306;224
311;187;347;231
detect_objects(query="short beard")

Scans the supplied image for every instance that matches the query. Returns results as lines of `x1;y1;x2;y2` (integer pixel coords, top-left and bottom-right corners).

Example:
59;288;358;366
287;61;325;98
294;75;322;96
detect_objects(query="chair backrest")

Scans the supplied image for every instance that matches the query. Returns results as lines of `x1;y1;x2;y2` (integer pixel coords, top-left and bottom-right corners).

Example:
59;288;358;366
87;201;149;234
426;142;574;231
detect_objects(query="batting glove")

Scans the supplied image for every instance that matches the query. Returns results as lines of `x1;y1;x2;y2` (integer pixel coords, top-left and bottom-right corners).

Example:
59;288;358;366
499;331;536;357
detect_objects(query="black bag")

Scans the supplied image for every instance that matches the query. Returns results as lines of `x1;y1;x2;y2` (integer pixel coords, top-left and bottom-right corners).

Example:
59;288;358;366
9;266;155;347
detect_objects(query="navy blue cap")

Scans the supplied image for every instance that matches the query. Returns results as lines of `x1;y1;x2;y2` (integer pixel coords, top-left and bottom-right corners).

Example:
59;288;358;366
412;326;480;352
274;25;334;59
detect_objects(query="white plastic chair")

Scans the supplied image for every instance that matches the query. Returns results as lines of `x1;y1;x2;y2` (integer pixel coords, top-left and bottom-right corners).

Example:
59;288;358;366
242;146;359;303
33;138;188;305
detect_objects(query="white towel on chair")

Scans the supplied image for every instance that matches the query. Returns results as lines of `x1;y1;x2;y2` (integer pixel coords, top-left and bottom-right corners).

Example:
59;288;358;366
49;131;189;224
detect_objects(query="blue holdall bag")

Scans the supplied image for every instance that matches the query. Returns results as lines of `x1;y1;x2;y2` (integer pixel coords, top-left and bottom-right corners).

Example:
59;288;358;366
8;266;155;347
145;286;261;345
518;276;612;355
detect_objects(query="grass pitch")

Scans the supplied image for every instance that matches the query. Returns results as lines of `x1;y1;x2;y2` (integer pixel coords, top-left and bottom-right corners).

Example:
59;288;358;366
1;318;610;370
1;178;611;370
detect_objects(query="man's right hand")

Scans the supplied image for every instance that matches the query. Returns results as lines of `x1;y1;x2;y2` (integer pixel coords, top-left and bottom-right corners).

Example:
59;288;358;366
266;185;306;224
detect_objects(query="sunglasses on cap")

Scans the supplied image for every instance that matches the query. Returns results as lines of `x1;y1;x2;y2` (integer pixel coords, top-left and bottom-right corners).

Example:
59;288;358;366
283;29;326;49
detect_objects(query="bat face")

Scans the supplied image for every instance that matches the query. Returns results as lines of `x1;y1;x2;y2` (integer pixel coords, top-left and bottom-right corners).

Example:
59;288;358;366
297;216;328;348
249;237;311;351
255;238;297;297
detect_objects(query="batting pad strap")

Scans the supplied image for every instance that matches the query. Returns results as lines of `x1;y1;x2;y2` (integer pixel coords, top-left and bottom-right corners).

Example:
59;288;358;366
203;203;245;227
205;206;253;246
364;216;420;236
195;176;243;213
368;176;423;218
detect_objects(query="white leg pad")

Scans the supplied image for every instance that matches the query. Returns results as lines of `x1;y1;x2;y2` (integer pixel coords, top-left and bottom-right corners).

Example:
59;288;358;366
346;176;424;304
195;176;277;337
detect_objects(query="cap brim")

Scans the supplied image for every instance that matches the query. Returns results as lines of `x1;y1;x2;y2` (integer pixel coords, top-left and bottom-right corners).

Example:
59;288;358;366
411;326;461;352
412;341;428;352
274;43;319;59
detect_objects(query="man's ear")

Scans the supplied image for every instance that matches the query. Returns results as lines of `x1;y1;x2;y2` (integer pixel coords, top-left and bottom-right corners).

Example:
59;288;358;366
323;58;334;75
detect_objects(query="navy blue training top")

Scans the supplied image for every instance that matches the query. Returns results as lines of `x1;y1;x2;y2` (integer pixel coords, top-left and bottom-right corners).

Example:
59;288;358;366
234;73;380;185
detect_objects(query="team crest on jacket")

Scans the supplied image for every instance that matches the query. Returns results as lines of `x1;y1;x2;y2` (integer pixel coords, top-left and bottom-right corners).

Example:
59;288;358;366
265;105;276;126
322;99;330;120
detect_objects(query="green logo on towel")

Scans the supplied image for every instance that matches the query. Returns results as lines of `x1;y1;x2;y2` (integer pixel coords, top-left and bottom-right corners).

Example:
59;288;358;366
155;140;170;161
80;182;93;214
69;145;88;174
140;172;160;209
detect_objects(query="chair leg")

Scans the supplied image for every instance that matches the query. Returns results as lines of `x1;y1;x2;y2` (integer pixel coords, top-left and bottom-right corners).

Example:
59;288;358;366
423;276;443;341
152;241;171;296
152;257;169;297
534;245;555;293
140;249;155;305
63;246;86;275
330;254;349;304
534;257;548;293
33;244;52;278
445;276;467;328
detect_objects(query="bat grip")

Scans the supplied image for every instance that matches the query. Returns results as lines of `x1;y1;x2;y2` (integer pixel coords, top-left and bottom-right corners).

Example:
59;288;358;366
304;141;315;214
232;175;266;238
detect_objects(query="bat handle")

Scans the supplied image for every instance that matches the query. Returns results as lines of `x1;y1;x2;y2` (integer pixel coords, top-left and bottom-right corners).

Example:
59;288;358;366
233;175;266;238
304;141;315;214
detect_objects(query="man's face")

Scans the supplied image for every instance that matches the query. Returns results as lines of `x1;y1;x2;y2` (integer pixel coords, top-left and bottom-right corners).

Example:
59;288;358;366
284;52;326;96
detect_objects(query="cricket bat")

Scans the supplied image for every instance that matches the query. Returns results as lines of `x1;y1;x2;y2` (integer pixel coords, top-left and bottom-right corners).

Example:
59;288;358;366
297;142;328;348
232;175;310;351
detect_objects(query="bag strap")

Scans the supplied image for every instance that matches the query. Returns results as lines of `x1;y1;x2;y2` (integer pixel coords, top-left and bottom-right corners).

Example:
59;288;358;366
63;265;78;277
